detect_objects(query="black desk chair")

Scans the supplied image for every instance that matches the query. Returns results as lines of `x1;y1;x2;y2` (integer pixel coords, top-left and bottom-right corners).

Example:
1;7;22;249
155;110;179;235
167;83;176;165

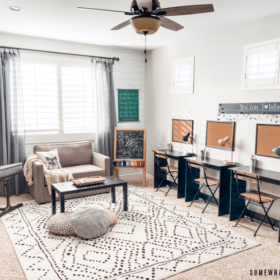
233;170;279;236
0;163;23;218
155;152;178;196
187;159;220;213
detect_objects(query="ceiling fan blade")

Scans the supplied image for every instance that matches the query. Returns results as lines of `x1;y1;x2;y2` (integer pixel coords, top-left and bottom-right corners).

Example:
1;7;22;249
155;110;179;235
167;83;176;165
77;7;134;15
159;17;184;31
111;20;131;31
159;4;214;17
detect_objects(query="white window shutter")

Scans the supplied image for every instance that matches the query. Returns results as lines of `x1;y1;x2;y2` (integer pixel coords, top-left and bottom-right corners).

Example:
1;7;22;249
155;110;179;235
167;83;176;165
61;67;95;134
21;63;59;134
172;57;194;94
243;39;280;91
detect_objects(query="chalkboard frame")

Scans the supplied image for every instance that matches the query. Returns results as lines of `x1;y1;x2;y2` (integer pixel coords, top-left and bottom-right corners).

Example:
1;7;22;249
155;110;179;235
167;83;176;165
114;128;146;161
255;123;280;159
118;89;140;123
205;121;236;151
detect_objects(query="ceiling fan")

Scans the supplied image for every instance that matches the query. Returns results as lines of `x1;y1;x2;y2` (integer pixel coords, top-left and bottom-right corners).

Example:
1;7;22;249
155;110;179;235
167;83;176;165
78;0;214;35
78;0;214;62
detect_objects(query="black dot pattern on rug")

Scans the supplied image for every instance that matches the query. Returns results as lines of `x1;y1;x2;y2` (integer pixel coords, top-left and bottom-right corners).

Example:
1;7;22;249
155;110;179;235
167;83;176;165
2;187;258;280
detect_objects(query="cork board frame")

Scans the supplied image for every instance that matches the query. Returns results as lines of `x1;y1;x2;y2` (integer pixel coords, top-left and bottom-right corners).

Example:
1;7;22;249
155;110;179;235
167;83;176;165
206;121;235;151
172;119;193;144
255;124;280;159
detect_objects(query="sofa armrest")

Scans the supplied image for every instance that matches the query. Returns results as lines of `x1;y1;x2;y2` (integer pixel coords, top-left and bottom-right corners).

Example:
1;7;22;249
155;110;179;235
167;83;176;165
92;152;110;176
31;161;45;201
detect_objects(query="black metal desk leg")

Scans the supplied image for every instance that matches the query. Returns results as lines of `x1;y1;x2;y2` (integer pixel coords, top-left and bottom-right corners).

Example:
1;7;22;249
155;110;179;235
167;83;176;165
111;186;116;203
218;168;231;216
52;187;56;214
123;183;128;211
229;171;246;221
177;158;186;198
185;164;200;202
60;194;65;213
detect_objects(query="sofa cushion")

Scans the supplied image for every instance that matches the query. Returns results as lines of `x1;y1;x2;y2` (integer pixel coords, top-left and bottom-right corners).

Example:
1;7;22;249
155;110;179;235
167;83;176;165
33;141;92;167
63;164;105;178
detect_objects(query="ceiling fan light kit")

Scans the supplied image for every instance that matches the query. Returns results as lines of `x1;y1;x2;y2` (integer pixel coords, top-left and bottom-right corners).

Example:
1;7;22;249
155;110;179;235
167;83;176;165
78;0;214;62
131;16;161;35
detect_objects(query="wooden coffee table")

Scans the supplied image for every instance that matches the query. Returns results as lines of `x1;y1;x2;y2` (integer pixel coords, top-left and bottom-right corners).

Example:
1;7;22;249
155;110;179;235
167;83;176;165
51;176;128;214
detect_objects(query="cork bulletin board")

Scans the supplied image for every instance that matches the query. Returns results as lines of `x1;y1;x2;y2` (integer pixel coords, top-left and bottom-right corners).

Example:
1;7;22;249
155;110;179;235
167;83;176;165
256;124;280;158
118;89;139;122
172;119;193;144
206;121;235;150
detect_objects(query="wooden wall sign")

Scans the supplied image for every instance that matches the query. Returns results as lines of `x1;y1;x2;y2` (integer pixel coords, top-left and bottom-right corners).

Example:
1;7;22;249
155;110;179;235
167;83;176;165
219;102;280;114
118;89;139;122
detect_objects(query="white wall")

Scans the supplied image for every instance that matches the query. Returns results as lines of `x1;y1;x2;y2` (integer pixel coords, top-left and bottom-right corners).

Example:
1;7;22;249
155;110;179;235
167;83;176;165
145;13;280;219
0;32;145;175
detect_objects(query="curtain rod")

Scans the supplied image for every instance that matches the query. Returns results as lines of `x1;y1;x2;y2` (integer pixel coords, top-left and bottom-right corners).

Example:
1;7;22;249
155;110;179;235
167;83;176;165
0;46;120;62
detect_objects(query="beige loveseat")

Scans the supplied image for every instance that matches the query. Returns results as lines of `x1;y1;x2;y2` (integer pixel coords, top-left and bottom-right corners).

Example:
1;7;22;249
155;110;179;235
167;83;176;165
29;141;110;204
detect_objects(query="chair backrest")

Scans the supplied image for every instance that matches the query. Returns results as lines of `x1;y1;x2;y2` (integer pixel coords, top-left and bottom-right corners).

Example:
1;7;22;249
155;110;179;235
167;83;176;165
187;159;204;169
155;153;168;160
233;170;262;199
234;170;260;183
187;158;213;185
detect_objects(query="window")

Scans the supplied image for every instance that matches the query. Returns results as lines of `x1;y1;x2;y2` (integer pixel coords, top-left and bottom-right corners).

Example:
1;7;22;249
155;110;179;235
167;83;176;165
21;57;95;143
21;63;59;134
172;57;195;94
61;67;94;133
242;39;280;91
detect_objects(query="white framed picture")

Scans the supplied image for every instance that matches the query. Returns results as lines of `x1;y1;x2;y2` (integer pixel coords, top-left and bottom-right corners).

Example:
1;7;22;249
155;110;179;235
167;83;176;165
172;56;195;94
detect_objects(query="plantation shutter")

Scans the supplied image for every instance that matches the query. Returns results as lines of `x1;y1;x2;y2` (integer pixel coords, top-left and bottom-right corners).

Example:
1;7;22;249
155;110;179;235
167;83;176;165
61;67;95;134
172;57;194;94
21;63;59;134
244;42;280;88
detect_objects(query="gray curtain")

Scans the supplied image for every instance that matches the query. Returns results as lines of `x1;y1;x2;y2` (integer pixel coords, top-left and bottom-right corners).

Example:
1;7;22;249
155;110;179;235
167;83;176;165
92;58;116;174
0;49;27;196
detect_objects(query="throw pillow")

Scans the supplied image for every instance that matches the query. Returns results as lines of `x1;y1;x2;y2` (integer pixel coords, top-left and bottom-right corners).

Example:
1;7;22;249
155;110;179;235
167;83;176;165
36;149;62;170
71;205;110;239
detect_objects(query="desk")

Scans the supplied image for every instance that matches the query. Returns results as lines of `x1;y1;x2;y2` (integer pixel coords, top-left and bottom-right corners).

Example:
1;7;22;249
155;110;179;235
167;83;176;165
185;157;235;216
229;166;280;241
153;150;195;198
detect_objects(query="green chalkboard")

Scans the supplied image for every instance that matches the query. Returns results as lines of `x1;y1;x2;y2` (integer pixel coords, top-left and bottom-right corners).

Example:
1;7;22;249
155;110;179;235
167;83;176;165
118;89;139;122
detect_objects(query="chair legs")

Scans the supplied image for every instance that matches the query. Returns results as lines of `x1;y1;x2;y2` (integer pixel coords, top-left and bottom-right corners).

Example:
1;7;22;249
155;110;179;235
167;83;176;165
155;173;178;197
155;176;166;192
189;183;219;214
188;184;205;207
254;201;275;236
234;199;251;228
202;185;219;214
234;199;276;236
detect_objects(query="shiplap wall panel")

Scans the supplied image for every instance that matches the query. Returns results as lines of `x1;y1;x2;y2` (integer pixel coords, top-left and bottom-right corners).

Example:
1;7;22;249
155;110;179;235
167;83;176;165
0;33;146;159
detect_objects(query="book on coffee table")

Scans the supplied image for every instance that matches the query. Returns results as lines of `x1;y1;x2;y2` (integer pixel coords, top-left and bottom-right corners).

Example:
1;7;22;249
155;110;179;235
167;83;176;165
72;176;106;187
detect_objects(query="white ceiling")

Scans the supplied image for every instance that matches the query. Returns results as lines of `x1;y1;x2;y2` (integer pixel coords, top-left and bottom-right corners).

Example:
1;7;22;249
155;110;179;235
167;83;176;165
1;0;280;50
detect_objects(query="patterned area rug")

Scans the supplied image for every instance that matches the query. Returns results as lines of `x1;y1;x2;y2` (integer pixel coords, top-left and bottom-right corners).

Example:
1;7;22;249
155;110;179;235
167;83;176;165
1;186;259;280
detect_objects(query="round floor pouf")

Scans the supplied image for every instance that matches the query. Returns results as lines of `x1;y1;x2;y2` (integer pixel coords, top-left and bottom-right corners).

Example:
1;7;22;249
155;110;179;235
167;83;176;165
71;205;110;239
47;212;75;236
